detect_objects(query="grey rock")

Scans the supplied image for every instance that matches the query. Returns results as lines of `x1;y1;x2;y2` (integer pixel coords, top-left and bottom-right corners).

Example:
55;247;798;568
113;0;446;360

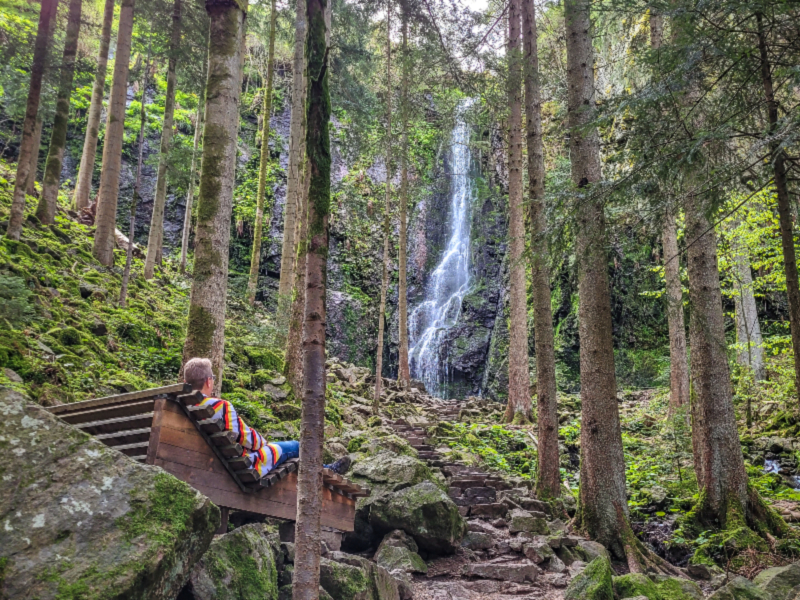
461;531;494;551
708;576;773;600
351;452;431;488
3;368;22;382
375;530;427;574
548;554;567;574
508;508;549;535
469;503;508;519
548;518;567;533
523;538;555;564
186;524;280;599
577;539;610;562
0;389;219;600
463;561;540;583
264;384;290;401
754;563;800;600
565;556;614;600
270;375;287;385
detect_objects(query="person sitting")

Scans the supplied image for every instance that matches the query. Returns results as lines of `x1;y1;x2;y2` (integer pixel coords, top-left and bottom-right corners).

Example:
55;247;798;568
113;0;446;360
183;357;350;477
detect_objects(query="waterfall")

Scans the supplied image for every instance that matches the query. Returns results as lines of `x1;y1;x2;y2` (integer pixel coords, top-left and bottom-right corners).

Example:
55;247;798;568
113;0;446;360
409;100;475;398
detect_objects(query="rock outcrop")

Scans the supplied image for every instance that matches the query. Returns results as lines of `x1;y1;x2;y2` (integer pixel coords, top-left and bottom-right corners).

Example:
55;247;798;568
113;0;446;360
181;524;281;600
0;388;219;600
564;556;614;600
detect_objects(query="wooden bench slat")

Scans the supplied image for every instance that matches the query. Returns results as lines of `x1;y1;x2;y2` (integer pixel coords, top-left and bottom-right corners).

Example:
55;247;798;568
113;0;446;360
95;427;151;445
59;400;155;425
187;405;215;420
48;383;190;415
76;412;154;435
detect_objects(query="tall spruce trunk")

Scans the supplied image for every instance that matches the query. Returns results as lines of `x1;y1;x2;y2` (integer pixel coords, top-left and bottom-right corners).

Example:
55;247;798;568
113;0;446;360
181;0;247;388
37;0;83;224
565;0;631;562
144;0;183;279
276;0;308;327
180;69;207;274
26;114;45;196
92;0;137;266
73;0;114;211
120;56;152;308
684;190;751;523
397;9;410;387
286;170;310;397
374;0;393;407
756;12;800;403
652;14;690;413
292;0;330;594
5;0;59;241
246;0;278;305
732;241;765;382
522;0;559;498
503;0;532;424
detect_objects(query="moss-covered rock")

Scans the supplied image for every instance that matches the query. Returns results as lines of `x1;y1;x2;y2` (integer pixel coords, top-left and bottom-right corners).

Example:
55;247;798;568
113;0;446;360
0;388;219;600
320;552;401;600
184;524;280;600
753;563;800;600
350;451;433;488
564;556;614;600
374;544;427;574
369;481;466;554
707;576;773;600
614;573;702;600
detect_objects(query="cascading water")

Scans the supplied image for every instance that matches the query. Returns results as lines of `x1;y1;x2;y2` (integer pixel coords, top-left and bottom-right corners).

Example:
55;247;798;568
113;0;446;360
409;100;475;398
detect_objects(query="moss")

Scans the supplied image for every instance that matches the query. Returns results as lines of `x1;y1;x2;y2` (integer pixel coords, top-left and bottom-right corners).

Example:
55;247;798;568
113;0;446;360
0;556;8;591
204;527;278;600
59;327;82;346
244;347;284;371
186;303;216;358
565;556;614;600
319;559;371;600
614;573;659;600
347;435;367;453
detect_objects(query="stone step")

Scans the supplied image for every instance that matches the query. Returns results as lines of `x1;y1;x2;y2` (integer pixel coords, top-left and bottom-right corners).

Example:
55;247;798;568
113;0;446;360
411;444;433;452
429;460;445;467
417;451;441;460
468;503;508;519
449;478;488;489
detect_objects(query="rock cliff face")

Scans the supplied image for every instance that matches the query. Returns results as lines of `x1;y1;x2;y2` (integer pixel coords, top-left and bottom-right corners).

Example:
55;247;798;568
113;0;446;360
0;388;219;600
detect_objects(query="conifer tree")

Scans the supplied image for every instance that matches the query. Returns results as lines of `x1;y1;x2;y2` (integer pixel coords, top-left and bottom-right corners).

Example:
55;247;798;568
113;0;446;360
5;0;59;241
396;4;411;388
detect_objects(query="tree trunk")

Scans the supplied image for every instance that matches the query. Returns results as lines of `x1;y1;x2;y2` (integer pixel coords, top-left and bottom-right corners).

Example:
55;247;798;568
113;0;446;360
684;189;751;523
292;0;330;594
374;0;393;407
25;114;45;196
92;0;137;266
5;0;59;241
565;0;632;563
503;0;531;425
522;0;558;498
246;0;278;305
286;168;310;397
120;55;152;308
662;209;691;412
144;0;183;279
756;12;800;403
37;0;83;224
276;0;308;331
73;0;114;211
180;66;207;274
397;8;410;388
731;237;765;382
181;0;247;389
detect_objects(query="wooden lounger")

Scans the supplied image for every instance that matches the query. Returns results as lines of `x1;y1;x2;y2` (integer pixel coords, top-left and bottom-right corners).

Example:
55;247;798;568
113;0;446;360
46;385;369;532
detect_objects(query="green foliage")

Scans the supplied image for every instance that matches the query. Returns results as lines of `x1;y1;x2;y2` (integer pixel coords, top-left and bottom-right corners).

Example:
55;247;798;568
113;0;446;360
439;422;535;478
0;275;35;327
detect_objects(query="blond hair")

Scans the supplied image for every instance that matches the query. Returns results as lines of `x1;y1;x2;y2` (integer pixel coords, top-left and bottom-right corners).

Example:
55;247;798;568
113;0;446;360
184;357;213;391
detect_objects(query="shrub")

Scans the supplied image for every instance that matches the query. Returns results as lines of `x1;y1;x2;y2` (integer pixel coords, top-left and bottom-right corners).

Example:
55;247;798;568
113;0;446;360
0;275;35;327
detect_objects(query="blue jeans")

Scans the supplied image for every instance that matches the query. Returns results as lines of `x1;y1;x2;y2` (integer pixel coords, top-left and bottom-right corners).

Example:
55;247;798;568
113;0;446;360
272;440;333;469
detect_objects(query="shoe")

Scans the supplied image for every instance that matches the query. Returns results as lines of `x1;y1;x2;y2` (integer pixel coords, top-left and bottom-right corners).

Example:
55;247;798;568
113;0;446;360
328;456;351;475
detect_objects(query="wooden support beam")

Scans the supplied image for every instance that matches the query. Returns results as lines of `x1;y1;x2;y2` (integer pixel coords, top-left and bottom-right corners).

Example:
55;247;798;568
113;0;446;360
210;430;238;446
199;418;225;434
188;404;215;420
178;391;204;406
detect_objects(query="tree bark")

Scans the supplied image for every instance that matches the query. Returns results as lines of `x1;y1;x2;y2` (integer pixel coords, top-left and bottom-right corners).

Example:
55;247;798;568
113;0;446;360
684;190;750;523
37;0;83;224
522;0;558;498
246;0;278;305
276;0;308;328
25;114;45;196
374;0;393;407
503;0;532;425
181;0;247;389
120;54;152;308
286;168;310;397
73;0;115;211
292;0;330;594
730;234;765;382
397;7;410;388
662;209;691;412
5;0;59;241
565;0;630;562
180;64;207;274
756;12;800;402
144;0;183;279
92;0;137;265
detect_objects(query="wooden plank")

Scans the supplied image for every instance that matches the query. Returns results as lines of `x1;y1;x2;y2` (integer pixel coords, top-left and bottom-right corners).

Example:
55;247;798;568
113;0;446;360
58;400;155;425
158;422;216;456
147;398;165;466
217;507;229;535
211;431;238;446
157;442;230;478
178;391;204;407
199;419;225;434
48;384;190;415
95;427;151;446
77;412;154;435
117;441;149;457
188;405;215;420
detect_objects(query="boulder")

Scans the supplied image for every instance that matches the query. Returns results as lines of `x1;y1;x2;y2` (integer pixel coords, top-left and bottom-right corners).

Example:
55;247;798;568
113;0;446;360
184;524;280;600
708;576;773;600
320;552;400;600
564;556;615;600
374;530;427;574
369;482;466;554
754;563;800;600
461;531;494;550
351;452;432;488
0;389;219;600
576;539;610;563
463;561;540;583
508;508;549;535
524;538;555;563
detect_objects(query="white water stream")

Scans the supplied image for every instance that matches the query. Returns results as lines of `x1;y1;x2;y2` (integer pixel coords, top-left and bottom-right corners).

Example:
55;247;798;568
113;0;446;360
408;100;475;397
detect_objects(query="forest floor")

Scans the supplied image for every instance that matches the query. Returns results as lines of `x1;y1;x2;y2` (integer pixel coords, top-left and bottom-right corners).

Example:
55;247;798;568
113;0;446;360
3;164;800;598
